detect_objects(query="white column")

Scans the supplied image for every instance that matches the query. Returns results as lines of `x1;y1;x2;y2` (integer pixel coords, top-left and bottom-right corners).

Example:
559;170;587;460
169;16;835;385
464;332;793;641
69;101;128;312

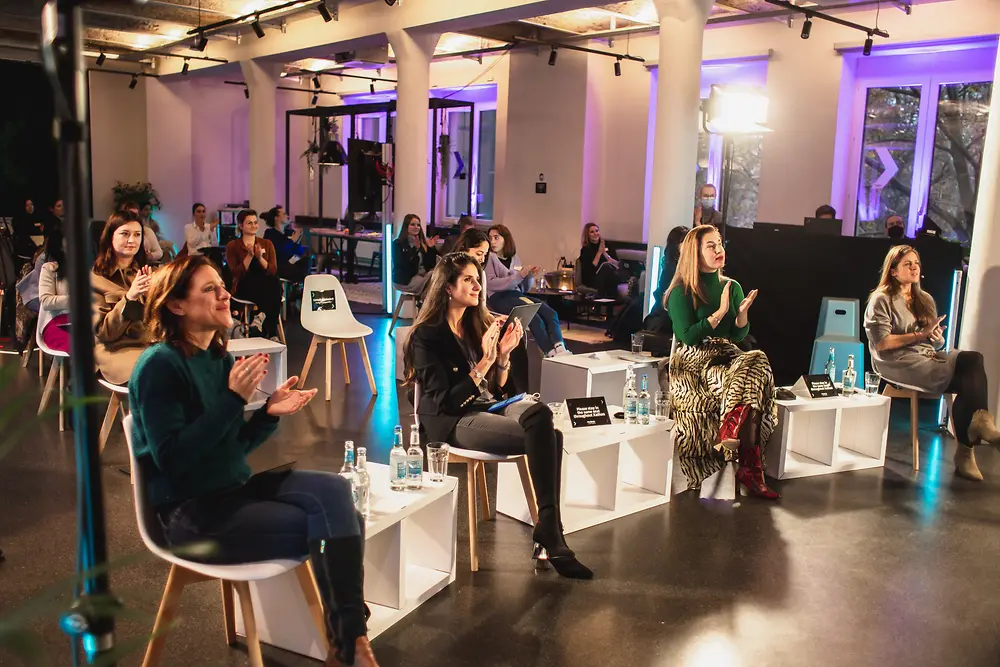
959;49;1000;415
387;30;440;226
240;59;283;216
644;0;714;303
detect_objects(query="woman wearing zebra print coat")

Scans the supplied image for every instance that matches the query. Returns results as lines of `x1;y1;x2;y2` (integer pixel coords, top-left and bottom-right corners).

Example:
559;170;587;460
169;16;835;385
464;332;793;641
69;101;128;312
665;225;779;499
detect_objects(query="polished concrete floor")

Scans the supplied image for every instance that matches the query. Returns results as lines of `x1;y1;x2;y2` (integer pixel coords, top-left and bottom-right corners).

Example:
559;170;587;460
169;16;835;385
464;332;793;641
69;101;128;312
3;312;1000;667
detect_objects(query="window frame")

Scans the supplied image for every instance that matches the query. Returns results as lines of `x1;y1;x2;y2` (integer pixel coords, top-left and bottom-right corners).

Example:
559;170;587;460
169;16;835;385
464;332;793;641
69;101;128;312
440;101;497;224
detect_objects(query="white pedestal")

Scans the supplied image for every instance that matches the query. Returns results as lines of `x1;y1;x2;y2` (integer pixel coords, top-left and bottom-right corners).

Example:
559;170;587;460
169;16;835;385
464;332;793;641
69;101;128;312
540;353;666;404
227;338;288;411
767;390;890;480
234;464;459;659
496;410;674;534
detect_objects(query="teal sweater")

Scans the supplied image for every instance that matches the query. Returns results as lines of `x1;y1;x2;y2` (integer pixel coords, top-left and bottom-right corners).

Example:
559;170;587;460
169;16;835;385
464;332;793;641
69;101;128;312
666;271;750;347
128;343;279;509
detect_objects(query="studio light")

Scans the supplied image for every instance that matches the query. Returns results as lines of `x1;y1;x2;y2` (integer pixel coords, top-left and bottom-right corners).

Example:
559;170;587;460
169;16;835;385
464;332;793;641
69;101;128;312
129;74;138;89
318;1;333;22
251;17;265;39
705;85;771;135
194;33;208;52
548;48;557;66
801;18;812;39
312;93;319;105
181;59;190;75
370;81;375;94
96;52;106;66
313;76;321;89
863;34;874;56
614;58;621;77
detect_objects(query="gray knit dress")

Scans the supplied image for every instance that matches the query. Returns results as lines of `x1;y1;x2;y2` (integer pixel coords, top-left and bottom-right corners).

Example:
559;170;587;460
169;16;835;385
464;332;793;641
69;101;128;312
863;291;959;393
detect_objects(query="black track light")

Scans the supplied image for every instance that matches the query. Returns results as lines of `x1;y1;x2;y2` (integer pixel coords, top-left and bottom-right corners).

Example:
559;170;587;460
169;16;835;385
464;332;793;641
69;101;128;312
129;74;138;90
96;52;106;66
370;81;376;94
194;33;208;52
801;18;812;39
312;94;319;105
863;34;873;56
313;76;321;89
244;85;250;99
614;58;621;77
318;1;333;22
181;59;190;75
251;17;265;39
548;48;557;66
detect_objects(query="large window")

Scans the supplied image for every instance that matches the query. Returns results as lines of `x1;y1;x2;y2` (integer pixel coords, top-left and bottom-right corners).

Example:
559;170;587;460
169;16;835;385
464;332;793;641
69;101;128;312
444;109;472;219
442;104;497;221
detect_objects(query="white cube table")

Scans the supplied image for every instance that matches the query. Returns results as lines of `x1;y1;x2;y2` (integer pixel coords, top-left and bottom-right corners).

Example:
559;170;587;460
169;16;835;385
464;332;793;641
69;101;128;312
767;390;890;480
540;352;666;404
496;409;674;534
234;464;459;659
227;338;287;411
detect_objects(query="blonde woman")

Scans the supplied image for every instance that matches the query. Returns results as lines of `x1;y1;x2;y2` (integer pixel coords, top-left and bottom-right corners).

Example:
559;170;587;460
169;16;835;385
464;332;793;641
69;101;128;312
865;245;1000;480
665;225;778;499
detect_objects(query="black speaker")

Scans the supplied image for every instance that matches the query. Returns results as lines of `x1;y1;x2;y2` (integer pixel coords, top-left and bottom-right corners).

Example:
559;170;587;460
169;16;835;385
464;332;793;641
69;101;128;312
347;138;382;215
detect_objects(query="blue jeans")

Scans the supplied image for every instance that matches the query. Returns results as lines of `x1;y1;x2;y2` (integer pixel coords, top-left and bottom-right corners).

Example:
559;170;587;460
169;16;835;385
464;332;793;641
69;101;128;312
161;469;360;564
488;290;565;354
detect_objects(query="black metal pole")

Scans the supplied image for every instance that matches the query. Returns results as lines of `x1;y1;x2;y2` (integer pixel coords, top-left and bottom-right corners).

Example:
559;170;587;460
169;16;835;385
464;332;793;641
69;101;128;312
720;135;735;243
285;110;290;213
468;103;476;218
41;0;117;663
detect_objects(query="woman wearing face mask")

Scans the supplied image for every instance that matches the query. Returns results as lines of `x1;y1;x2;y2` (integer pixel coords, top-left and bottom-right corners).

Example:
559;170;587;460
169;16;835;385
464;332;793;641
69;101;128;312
578;223;627;298
263;206;310;283
226;209;282;339
185;203;219;256
391;213;439;297
865;245;1000;480
92;211;153;385
404;253;592;579
38;224;71;354
693;184;723;229
485;225;569;357
666;225;779;499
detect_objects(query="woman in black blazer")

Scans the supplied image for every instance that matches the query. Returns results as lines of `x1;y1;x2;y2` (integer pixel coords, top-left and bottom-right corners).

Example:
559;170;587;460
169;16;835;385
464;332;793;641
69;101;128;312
404;253;592;580
391;213;439;295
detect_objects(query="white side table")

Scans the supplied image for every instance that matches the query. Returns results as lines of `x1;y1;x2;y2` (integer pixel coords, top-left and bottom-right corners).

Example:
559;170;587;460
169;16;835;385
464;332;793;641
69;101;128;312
235;464;459;659
767;390;890;479
540;353;666;404
496;409;674;534
227;338;287;411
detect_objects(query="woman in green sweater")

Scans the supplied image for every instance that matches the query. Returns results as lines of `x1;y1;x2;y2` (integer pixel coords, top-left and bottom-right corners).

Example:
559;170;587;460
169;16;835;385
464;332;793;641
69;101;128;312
129;255;379;667
665;225;779;499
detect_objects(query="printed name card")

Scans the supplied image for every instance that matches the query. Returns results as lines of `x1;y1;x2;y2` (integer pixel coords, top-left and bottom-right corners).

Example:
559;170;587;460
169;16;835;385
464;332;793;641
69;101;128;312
565;397;612;428
792;374;840;399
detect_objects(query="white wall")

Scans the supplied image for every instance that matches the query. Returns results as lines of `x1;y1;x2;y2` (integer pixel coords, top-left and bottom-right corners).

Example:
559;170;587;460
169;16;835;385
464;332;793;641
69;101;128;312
89;70;148;220
146;79;193;243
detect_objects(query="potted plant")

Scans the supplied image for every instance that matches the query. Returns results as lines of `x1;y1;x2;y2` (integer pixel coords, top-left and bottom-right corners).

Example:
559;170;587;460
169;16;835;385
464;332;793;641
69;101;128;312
111;181;160;210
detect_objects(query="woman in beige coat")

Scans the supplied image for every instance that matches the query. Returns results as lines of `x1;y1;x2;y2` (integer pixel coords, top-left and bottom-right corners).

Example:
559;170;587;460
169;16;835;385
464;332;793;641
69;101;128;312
92;211;152;385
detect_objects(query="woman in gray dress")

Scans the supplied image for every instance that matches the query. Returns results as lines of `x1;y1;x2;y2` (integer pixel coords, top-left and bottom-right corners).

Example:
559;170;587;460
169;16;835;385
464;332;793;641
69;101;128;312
864;245;1000;480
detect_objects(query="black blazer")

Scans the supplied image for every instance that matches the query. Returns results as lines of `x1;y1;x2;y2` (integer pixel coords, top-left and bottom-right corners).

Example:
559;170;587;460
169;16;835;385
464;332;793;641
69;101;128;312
392;237;438;286
410;320;517;443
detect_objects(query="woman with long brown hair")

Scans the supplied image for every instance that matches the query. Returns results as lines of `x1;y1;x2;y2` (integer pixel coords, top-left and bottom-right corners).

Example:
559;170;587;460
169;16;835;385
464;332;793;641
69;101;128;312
578;222;626;297
92;210;152;385
665;224;779;499
404;253;592;579
391;213;439;296
865;245;1000;480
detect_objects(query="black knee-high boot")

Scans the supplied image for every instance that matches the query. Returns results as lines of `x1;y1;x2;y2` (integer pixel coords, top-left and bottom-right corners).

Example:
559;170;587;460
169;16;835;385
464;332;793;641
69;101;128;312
308;532;376;666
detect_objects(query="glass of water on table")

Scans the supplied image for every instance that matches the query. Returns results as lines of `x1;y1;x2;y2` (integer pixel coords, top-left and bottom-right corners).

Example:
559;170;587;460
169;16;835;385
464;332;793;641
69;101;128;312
865;372;879;397
426;444;450;483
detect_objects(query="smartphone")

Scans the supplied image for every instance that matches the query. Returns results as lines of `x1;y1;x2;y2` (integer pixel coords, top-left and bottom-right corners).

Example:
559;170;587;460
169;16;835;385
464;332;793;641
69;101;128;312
488;393;527;413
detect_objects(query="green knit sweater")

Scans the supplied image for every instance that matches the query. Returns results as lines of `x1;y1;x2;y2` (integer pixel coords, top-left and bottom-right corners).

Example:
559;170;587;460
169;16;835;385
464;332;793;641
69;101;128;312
666;271;750;347
128;343;279;509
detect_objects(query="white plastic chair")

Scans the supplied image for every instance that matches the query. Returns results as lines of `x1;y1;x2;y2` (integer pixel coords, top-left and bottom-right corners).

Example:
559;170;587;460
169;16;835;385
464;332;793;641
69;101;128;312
98;378;129;454
873;359;954;472
298;274;377;398
35;318;68;431
121;415;327;667
388;290;418;335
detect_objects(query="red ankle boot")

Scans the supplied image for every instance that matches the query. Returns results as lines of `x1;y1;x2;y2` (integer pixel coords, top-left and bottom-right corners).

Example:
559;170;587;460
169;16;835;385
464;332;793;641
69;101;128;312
718;404;751;453
735;408;780;500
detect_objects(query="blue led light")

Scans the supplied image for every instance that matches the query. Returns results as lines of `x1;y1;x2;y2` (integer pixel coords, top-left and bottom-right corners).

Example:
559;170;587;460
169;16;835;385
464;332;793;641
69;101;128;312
646;245;663;316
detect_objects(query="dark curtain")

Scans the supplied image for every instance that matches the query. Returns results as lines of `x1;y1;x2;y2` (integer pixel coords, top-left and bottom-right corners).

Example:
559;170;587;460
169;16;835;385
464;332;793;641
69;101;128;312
0;60;59;216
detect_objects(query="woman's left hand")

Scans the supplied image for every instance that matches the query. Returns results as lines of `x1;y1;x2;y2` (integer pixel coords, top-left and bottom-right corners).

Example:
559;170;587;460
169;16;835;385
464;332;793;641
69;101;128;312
498;318;523;359
737;289;758;317
266;376;318;416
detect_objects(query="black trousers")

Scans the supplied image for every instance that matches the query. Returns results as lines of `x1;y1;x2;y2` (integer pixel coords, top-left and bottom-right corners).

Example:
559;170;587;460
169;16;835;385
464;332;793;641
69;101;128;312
236;267;283;337
945;351;989;445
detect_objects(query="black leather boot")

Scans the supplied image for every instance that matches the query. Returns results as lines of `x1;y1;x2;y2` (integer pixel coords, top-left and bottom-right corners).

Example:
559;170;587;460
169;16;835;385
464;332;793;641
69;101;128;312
308;536;374;666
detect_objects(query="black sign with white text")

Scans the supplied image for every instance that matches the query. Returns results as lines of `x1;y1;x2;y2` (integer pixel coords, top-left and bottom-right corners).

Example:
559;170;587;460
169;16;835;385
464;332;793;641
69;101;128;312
797;374;839;399
565;397;612;428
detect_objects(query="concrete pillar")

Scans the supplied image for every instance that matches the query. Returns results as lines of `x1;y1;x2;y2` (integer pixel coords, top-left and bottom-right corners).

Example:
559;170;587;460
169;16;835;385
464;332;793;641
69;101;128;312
959;48;1000;415
387;30;440;226
240;59;283;217
644;0;714;303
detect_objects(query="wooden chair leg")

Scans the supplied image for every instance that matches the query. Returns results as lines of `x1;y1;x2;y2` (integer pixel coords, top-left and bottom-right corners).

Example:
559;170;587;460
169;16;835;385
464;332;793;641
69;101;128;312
21;339;33;368
98;394;121;454
340;340;351;385
37;348;43;378
910;393;920;471
466;462;479;572
276;317;287;346
477;461;491;522
299;335;320;389
232;581;265;667
295;562;328;642
358;337;377;395
58;359;65;432
388;294;405;334
142;564;194;667
38;356;59;415
325;339;333;401
515;456;540;525
220;580;237;646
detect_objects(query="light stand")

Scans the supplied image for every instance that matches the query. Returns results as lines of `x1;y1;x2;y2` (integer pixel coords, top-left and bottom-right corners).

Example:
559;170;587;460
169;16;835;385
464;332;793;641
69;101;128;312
40;1;118;664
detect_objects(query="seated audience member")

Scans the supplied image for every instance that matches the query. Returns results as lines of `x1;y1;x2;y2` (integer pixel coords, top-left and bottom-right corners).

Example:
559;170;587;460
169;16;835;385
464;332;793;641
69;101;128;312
578;222;627;298
885;214;906;240
185;203;219;256
263;206;310;283
130;256;378;667
122;199;163;264
38;225;71;354
141;201;176;260
452;229;489;265
391;213;439;297
666;225;779;499
12;198;43;263
404;253;592;579
693;184;723;229
92;211;152;385
815;205;837;219
865;245;1000;481
440;215;476;255
485;224;569;357
643;225;689;337
226;209;281;339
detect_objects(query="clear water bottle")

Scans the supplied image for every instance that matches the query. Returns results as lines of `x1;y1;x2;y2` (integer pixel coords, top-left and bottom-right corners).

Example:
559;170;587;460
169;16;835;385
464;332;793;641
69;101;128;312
842;355;857;395
625;372;638;425
637;374;650;425
826;347;836;383
622;365;635;418
355;446;371;519
389;425;407;491
407;425;424;490
339;440;360;507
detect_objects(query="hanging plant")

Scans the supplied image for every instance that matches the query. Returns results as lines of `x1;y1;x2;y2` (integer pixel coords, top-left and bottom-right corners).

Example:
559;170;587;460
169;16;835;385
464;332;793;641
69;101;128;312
302;116;340;174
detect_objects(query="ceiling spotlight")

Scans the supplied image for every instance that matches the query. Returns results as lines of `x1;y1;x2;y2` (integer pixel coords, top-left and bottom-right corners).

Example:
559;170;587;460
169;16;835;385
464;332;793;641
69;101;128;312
312;94;319;105
251;17;265;39
548;48;557;66
312;76;321;89
96;52;106;66
129;74;138;90
863;34;873;56
243;85;250;99
181;59;190;75
194;33;208;52
614;58;621;77
317;1;333;22
801;18;812;40
370;81;376;94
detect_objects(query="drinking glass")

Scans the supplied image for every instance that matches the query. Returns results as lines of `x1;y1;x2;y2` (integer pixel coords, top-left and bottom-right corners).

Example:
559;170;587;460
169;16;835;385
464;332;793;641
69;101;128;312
547;401;565;422
865;372;879;397
654;391;669;421
631;332;644;355
426;443;450;483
